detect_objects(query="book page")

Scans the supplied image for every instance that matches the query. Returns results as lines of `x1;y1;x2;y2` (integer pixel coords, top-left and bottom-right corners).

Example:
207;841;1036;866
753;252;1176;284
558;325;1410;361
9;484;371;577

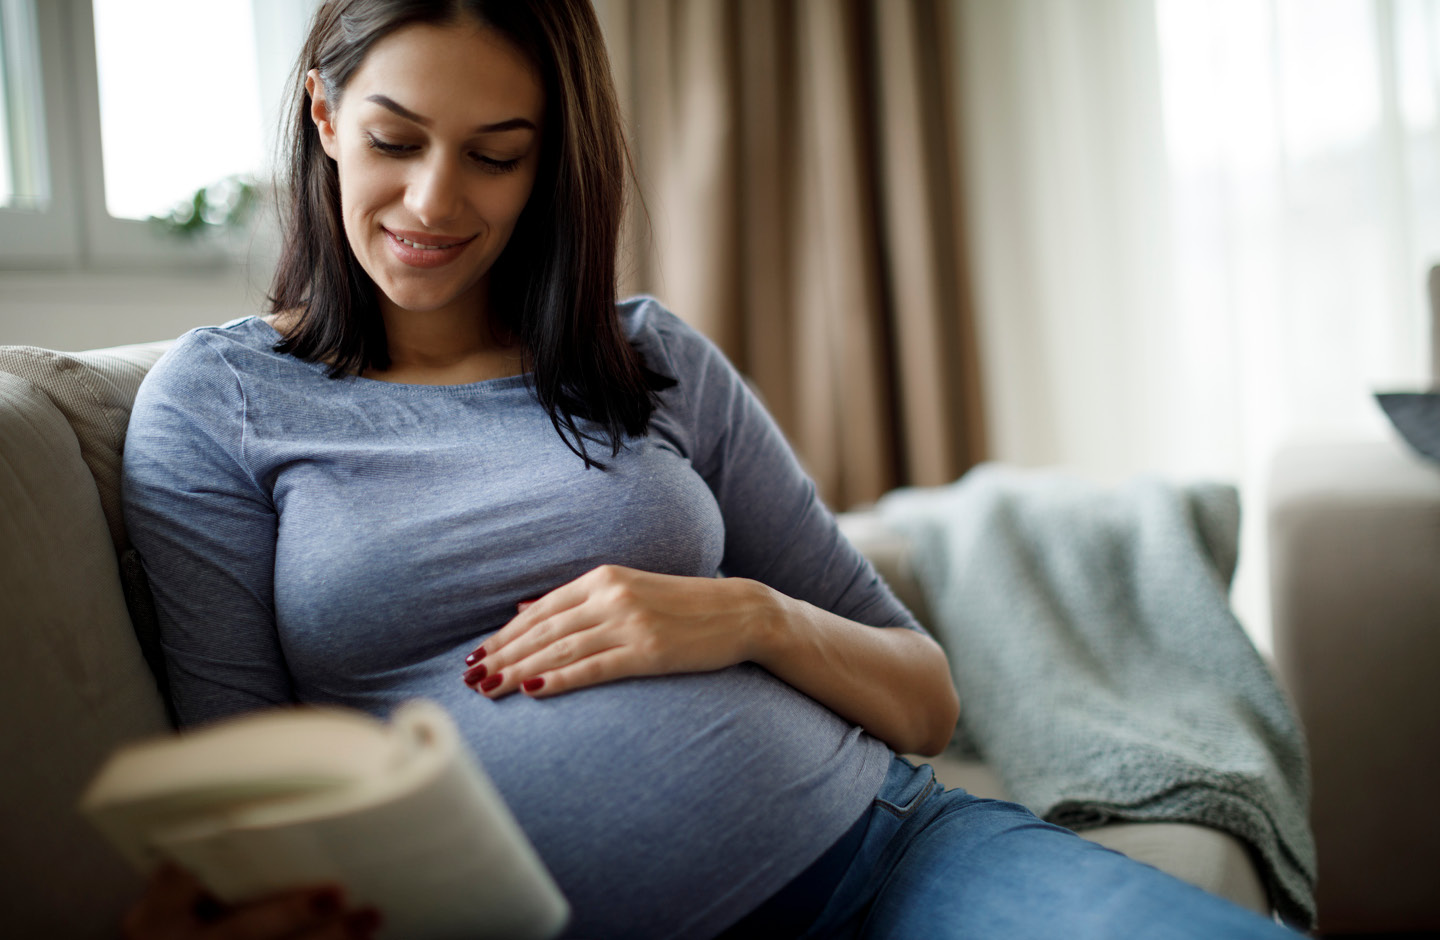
138;702;569;940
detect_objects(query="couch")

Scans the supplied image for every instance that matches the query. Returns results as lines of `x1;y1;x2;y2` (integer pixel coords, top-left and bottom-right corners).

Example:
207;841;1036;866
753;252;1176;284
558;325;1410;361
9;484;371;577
1268;436;1440;934
1;335;1423;935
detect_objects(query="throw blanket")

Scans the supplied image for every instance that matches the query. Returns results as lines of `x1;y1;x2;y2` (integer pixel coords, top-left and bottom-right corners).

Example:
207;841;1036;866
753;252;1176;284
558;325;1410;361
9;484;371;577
876;465;1317;928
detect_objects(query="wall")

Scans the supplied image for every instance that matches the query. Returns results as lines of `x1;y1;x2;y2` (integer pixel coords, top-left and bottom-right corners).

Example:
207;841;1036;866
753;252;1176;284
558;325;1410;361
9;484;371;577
0;265;272;351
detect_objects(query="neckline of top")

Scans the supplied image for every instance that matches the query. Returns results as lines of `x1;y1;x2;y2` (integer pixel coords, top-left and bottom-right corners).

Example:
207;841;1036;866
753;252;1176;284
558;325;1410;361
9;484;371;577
244;316;534;393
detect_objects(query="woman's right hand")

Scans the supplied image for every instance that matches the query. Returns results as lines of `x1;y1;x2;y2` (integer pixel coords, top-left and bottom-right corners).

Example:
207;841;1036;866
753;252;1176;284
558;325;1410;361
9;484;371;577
122;863;381;940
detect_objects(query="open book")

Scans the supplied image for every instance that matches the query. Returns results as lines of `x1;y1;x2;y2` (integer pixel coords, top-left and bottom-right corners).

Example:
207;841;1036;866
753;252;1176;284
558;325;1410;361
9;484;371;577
80;699;569;940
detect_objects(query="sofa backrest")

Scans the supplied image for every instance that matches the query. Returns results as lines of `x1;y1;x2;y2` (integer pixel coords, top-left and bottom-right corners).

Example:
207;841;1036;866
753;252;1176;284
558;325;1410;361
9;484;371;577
0;341;172;936
0;342;171;549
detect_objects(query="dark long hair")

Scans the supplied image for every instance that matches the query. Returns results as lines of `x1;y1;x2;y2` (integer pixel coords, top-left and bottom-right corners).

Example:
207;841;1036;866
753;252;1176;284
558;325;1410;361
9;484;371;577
268;0;671;467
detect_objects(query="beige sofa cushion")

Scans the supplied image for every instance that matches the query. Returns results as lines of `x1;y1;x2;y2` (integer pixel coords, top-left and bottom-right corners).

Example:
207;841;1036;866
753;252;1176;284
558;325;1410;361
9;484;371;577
0;342;169;552
0;341;176;706
0;371;170;936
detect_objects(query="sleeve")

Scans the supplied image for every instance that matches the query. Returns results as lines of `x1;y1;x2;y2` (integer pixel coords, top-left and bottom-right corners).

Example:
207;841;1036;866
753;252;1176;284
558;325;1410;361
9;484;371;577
639;302;926;634
121;332;295;727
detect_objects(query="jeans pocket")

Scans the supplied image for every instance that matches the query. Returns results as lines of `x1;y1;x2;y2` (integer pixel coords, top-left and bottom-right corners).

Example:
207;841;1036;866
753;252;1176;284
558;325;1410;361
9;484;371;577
872;758;937;819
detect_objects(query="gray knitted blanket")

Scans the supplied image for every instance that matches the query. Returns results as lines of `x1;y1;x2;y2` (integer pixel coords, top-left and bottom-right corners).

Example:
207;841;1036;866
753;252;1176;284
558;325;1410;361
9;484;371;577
876;465;1317;928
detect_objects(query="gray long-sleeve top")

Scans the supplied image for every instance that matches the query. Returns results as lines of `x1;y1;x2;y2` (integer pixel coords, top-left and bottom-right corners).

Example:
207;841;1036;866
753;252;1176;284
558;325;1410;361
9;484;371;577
122;297;922;940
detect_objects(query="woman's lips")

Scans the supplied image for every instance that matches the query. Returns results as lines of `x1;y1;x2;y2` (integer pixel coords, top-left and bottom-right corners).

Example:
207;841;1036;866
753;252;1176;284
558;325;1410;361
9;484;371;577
383;228;477;268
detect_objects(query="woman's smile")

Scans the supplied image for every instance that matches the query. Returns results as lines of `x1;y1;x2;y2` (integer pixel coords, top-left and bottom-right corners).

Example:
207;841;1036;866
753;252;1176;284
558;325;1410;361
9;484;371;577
383;227;478;268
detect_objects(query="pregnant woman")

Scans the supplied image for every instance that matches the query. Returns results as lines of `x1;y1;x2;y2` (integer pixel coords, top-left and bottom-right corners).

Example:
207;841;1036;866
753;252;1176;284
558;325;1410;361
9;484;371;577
121;2;1301;938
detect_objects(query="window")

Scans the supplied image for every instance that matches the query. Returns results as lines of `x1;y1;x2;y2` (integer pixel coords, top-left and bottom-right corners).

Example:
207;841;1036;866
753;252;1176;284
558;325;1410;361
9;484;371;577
0;0;316;270
92;0;265;222
0;0;48;211
0;0;78;266
1156;0;1440;425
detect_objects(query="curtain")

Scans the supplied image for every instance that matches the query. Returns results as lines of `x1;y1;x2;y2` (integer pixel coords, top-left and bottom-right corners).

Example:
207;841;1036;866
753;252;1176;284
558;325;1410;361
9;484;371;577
951;0;1440;647
596;0;987;510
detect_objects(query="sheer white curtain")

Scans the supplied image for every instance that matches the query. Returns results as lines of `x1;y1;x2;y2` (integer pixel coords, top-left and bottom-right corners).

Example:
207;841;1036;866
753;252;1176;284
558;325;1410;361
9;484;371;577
951;0;1440;649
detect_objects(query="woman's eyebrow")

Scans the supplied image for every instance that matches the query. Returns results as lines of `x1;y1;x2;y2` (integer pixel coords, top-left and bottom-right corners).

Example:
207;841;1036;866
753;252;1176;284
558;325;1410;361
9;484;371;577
364;94;536;133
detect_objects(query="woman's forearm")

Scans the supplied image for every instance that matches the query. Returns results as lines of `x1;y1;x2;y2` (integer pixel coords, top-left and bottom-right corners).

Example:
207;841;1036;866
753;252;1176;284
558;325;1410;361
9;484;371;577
467;567;959;756
743;580;960;757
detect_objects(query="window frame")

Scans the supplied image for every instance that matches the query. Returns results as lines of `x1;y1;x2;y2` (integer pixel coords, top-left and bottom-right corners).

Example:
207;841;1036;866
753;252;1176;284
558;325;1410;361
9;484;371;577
0;0;239;270
0;0;81;267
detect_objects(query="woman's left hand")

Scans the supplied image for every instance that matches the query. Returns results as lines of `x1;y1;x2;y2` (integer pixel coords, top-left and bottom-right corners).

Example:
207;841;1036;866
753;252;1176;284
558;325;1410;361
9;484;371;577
461;565;778;699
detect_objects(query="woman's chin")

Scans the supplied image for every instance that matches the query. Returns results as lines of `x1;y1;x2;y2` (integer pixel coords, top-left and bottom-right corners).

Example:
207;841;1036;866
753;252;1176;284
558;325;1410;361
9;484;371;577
375;284;479;317
368;263;491;317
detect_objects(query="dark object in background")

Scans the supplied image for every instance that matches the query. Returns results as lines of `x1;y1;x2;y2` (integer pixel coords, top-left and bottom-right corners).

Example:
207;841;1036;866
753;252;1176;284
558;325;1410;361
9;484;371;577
1372;266;1440;467
1375;392;1440;464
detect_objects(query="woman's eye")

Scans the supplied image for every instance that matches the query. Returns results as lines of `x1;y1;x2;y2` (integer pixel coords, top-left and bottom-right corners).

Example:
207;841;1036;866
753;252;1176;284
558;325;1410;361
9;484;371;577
473;153;522;174
365;134;415;156
365;134;519;172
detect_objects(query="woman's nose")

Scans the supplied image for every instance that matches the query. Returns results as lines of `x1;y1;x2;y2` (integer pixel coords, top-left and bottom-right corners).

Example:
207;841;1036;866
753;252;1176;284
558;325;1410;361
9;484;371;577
405;153;463;227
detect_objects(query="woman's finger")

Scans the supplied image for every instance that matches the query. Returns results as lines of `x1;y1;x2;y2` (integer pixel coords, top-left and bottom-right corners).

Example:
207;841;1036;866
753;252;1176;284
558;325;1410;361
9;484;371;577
122;864;373;940
519;646;658;698
465;602;607;691
463;607;537;666
207;888;370;940
463;584;585;665
467;564;637;666
464;566;767;700
472;619;623;697
122;863;207;938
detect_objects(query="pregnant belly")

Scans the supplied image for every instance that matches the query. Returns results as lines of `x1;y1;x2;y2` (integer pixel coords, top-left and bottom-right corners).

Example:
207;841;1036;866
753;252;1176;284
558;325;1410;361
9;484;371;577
416;662;884;938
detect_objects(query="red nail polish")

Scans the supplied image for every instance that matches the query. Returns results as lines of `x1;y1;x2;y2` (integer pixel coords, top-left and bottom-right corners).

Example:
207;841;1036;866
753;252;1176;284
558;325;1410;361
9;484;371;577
465;647;486;665
463;664;487;683
523;677;545;693
480;674;503;693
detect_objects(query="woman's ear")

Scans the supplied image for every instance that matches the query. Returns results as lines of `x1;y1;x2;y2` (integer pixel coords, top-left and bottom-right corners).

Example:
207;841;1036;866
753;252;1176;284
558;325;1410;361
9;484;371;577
306;69;340;160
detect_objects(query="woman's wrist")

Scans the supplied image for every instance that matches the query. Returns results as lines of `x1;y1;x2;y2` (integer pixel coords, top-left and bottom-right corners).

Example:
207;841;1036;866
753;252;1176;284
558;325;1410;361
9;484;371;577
725;577;958;755
733;577;800;670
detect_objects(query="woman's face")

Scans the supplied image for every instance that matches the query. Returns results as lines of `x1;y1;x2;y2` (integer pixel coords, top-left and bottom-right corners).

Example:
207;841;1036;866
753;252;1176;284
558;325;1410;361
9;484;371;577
308;21;544;322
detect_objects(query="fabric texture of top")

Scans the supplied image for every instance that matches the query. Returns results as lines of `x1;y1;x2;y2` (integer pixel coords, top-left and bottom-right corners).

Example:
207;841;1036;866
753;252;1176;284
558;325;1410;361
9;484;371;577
121;297;918;940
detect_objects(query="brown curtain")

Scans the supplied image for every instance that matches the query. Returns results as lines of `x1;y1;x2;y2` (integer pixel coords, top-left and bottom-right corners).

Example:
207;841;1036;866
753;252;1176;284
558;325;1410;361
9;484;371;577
601;0;986;509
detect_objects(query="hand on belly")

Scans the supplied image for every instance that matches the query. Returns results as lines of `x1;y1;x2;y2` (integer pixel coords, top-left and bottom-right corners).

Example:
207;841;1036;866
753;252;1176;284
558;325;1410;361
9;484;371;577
460;565;781;700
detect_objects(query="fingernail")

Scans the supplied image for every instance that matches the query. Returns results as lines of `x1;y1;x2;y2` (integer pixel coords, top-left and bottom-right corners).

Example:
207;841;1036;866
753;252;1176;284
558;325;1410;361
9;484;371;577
463;664;488;684
310;887;342;916
523;676;545;693
480;674;503;693
465;647;486;666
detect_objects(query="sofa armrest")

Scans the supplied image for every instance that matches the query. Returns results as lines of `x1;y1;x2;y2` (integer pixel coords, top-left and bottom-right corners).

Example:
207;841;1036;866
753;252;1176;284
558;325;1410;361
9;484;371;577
0;370;170;935
1268;437;1440;933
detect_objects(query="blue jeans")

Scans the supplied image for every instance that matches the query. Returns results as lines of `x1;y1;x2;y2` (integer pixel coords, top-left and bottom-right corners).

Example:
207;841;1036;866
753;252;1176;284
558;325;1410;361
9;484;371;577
722;756;1302;939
